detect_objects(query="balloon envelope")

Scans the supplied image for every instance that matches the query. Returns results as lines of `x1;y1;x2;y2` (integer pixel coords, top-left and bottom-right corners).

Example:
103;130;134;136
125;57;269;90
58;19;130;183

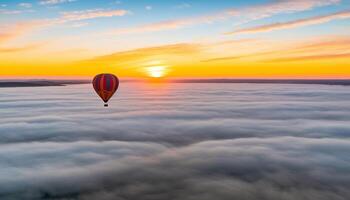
92;74;119;105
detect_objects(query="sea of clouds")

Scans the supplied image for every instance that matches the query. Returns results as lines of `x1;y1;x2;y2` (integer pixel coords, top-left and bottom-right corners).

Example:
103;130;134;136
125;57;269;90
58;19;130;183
0;82;349;199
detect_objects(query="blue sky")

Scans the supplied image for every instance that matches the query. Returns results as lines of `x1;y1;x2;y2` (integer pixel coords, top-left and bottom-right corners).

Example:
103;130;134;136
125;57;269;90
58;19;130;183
1;0;347;40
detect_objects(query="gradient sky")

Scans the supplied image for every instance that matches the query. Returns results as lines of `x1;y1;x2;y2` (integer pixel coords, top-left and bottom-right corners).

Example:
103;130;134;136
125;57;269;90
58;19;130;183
0;0;350;78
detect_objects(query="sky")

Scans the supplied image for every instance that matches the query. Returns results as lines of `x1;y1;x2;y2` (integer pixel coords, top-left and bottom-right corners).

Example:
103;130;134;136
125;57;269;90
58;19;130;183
0;0;350;78
0;83;350;199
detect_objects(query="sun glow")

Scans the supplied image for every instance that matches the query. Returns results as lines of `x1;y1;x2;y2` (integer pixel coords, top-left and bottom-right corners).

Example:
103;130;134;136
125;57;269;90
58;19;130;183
147;66;167;78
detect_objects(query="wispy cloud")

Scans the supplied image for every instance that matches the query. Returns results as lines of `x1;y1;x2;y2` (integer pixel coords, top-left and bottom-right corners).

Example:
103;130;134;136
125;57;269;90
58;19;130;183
0;9;22;15
0;43;44;53
267;52;350;62
83;34;350;68
109;0;340;35
238;0;341;21
18;3;32;8
68;22;89;28
0;3;34;15
228;10;350;35
86;43;202;65
0;9;129;44
202;55;252;63
175;3;191;9
202;36;350;63
39;0;76;5
0;22;41;44
39;9;129;25
145;5;152;11
57;9;129;23
109;14;225;35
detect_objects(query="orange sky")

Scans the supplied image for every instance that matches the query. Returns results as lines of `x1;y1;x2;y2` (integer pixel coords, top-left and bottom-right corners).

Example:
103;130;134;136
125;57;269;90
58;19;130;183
1;36;349;79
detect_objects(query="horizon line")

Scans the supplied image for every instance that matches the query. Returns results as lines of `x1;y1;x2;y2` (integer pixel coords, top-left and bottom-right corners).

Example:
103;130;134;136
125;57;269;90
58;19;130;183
1;76;350;81
1;78;350;87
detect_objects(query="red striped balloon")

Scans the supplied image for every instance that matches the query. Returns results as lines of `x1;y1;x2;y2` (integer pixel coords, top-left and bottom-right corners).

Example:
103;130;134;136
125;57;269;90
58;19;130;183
92;74;119;107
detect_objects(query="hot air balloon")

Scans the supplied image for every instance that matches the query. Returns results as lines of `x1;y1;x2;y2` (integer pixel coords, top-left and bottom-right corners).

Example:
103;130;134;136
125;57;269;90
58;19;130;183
92;73;119;107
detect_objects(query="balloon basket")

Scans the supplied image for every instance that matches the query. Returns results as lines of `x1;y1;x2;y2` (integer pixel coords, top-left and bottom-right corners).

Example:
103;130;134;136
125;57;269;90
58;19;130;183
104;103;108;107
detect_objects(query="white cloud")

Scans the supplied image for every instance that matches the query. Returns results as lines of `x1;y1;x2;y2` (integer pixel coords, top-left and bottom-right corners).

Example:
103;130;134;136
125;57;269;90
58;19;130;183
39;0;76;5
18;3;32;8
0;9;22;15
175;3;191;9
145;5;152;11
58;9;129;23
69;22;89;28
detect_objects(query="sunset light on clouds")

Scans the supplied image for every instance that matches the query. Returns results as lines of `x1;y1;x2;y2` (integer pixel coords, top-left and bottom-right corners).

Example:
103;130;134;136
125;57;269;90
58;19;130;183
2;1;350;199
0;0;349;78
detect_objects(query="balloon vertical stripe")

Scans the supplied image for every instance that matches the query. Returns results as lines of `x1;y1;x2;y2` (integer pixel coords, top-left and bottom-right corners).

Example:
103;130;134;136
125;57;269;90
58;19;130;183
111;75;116;93
93;75;100;93
106;75;111;91
100;74;105;102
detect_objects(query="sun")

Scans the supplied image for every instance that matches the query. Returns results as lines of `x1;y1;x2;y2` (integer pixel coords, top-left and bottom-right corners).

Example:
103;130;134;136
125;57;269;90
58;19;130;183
147;66;167;78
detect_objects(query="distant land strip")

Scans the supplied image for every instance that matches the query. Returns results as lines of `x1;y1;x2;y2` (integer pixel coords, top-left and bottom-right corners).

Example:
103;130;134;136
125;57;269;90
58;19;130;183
0;80;90;88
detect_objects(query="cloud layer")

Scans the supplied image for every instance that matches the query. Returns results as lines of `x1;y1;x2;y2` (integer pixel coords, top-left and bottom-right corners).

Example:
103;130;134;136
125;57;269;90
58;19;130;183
0;83;349;199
